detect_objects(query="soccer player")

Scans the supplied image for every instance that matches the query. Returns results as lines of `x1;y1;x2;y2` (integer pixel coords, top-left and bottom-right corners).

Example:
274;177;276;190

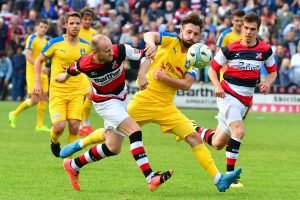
216;9;245;49
199;12;277;187
77;7;97;136
9;20;50;131
33;12;91;157
55;34;173;191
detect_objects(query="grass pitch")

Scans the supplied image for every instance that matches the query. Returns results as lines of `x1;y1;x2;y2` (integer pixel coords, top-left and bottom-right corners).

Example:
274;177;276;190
0;101;299;200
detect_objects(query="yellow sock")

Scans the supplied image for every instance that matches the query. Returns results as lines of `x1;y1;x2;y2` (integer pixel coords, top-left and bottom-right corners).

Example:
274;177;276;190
67;134;79;144
13;99;33;116
50;128;63;144
82;98;93;124
192;144;219;178
36;101;48;128
82;128;105;147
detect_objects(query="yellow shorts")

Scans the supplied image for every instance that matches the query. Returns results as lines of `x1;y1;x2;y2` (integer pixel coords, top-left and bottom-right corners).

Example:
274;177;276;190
49;90;84;123
127;98;195;139
82;75;92;96
26;73;49;94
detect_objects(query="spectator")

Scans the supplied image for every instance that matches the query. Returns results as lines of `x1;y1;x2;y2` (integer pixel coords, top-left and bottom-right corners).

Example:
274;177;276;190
218;0;231;18
106;9;121;35
0;17;8;49
0;51;12;101
0;3;13;23
68;0;86;11
11;45;26;101
288;41;300;87
23;9;38;32
164;1;175;24
279;58;291;87
117;3;131;27
146;0;164;24
173;0;192;25
40;0;58;20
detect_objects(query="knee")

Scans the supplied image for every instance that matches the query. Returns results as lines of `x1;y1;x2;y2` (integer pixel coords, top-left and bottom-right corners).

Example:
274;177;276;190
233;127;245;139
185;132;203;147
52;123;65;133
68;121;80;132
212;141;226;150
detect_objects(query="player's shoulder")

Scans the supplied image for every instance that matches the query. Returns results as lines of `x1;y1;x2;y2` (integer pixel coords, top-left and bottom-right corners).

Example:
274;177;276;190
255;40;271;52
47;36;65;47
220;28;233;37
79;38;90;45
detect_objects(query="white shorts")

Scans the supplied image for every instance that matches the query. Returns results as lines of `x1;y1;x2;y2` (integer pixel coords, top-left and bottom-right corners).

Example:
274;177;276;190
216;93;248;135
93;99;129;137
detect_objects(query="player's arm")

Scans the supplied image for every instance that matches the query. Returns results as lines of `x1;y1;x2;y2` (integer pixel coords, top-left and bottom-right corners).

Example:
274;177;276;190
137;57;151;90
144;32;160;58
259;48;278;94
55;60;82;83
152;68;195;90
33;53;47;95
208;48;228;98
25;48;34;65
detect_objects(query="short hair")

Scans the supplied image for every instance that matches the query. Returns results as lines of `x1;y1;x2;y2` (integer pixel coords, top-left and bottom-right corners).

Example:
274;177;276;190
80;7;95;19
243;12;261;29
64;11;81;24
181;13;203;31
232;9;246;18
0;50;7;57
36;19;48;26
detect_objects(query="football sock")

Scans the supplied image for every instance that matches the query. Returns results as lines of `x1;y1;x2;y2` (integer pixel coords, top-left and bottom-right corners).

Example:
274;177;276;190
192;144;219;180
129;131;154;183
71;143;115;171
67;134;79;144
81;128;105;147
13;99;33;116
82;98;92;126
50;127;63;144
198;128;215;146
36;101;47;127
226;137;242;172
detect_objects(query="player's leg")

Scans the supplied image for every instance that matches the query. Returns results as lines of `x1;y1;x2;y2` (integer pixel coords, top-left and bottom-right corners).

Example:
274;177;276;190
118;116;174;191
60;128;105;158
35;75;50;131
64;129;121;190
49;94;68;157
78;76;94;136
164;106;241;192
9;72;38;128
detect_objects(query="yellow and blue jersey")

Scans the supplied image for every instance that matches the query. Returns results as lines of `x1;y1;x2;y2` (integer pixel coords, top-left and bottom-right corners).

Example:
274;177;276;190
78;27;97;43
216;28;242;48
41;35;91;93
144;32;197;103
25;34;47;70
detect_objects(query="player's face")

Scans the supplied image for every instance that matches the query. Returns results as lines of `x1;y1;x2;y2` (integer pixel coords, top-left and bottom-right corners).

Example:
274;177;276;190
82;15;93;29
37;23;49;36
65;16;81;37
242;21;259;45
180;23;201;48
232;16;243;32
95;39;113;63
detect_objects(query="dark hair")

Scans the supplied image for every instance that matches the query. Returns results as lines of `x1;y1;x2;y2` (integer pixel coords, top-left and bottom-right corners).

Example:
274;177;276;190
36;19;48;25
0;50;7;57
243;12;261;29
80;7;95;19
182;13;203;31
232;9;246;18
64;11;81;23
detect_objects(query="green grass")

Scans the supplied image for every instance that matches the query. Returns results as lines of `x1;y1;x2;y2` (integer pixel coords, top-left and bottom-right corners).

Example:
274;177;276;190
0;101;299;200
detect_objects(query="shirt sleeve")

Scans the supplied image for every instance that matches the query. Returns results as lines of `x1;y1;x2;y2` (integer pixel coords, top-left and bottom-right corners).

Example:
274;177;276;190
124;44;145;61
66;58;82;76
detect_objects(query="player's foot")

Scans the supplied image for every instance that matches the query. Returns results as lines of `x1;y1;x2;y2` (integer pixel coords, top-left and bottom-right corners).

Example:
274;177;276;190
8;112;17;128
215;168;242;192
63;159;80;191
51;140;61;157
230;179;244;188
35;125;51;132
78;125;94;136
148;170;174;191
60;140;82;158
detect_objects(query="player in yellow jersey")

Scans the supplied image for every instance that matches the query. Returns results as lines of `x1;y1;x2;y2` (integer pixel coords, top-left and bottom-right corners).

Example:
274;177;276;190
9;20;50;131
33;12;91;157
60;13;242;192
77;7;97;136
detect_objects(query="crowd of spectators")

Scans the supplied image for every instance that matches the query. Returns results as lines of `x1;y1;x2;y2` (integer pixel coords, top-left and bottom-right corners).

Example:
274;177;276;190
0;0;300;101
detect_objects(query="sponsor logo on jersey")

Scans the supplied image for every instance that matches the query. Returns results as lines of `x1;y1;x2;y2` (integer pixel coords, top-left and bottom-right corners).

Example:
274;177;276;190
256;53;262;60
91;67;122;86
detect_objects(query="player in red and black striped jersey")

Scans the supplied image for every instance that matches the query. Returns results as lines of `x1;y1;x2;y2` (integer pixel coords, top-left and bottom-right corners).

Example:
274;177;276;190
198;13;277;187
55;34;173;191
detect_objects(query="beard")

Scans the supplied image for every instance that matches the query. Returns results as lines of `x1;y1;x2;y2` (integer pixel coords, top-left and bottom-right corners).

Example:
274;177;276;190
182;39;194;48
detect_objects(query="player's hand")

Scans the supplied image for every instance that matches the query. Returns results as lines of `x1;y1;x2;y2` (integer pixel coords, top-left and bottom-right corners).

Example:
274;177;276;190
258;81;270;94
144;44;157;59
55;73;69;83
33;81;43;96
152;68;166;81
41;67;50;75
214;85;225;98
137;75;148;90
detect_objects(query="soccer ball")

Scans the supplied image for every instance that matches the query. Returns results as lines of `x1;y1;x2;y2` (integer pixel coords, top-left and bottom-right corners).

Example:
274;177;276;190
186;43;212;69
